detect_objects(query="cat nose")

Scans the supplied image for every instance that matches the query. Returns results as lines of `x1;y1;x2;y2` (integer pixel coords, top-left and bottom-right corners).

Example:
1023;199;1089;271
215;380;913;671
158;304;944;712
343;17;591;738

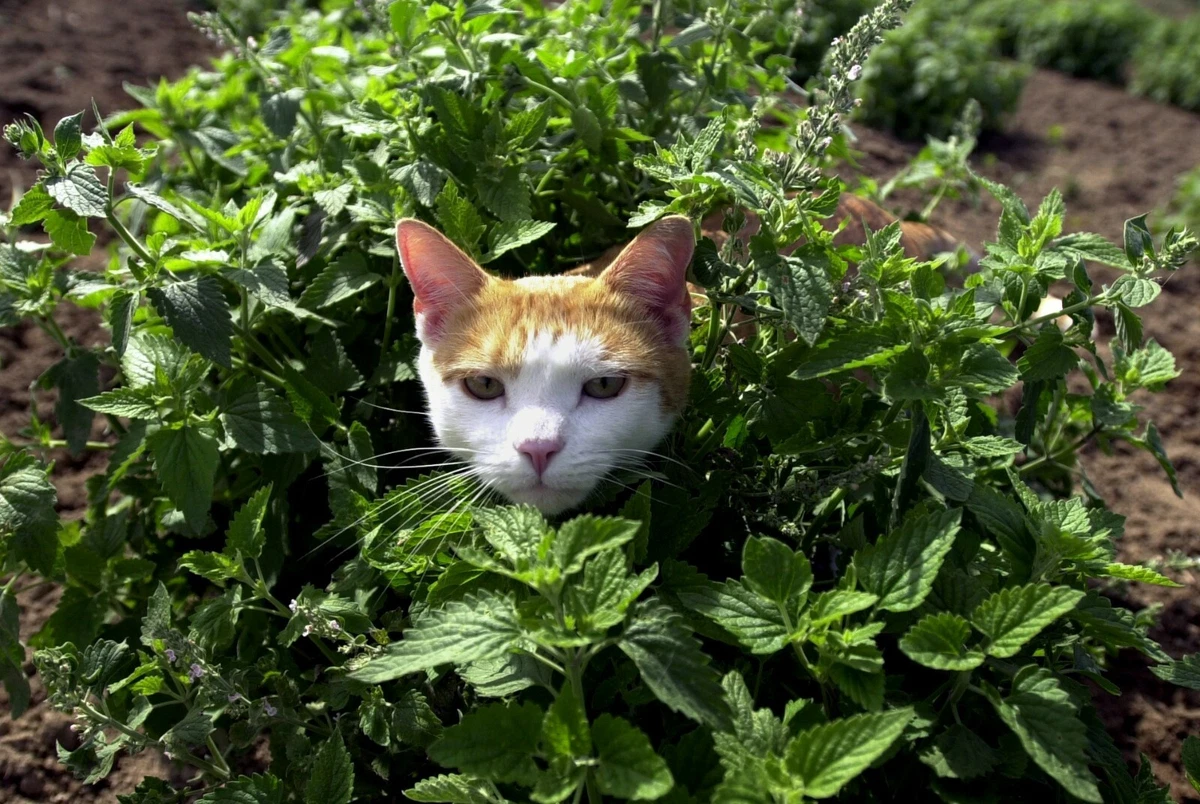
516;438;564;478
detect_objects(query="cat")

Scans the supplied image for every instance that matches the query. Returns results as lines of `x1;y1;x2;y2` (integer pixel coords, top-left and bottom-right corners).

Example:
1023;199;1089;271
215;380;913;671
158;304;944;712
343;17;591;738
397;196;978;516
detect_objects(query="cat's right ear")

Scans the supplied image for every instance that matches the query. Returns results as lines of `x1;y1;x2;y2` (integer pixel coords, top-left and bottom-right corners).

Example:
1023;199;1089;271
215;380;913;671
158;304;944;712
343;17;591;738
396;219;490;343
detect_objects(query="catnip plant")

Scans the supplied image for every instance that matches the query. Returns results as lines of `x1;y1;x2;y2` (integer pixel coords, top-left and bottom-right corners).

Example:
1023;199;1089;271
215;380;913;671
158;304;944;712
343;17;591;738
2;0;1200;802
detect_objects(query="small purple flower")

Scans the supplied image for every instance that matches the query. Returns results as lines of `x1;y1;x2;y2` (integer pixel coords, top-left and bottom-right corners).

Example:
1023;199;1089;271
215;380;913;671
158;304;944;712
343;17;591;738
165;649;177;663
228;693;242;703
263;702;278;717
328;619;340;632
188;663;204;681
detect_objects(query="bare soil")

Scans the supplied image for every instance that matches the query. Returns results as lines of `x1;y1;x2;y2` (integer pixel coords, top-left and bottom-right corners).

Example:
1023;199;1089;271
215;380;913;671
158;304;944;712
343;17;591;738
1;1;1200;801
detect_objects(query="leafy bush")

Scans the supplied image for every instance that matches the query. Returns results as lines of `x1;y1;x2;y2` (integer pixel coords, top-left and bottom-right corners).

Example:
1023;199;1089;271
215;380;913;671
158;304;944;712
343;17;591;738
1015;0;1151;83
4;1;1200;802
856;2;1027;140
1131;14;1200;111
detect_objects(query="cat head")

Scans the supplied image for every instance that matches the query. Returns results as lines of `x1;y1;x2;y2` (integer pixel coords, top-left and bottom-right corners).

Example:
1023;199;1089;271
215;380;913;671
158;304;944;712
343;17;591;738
397;216;695;515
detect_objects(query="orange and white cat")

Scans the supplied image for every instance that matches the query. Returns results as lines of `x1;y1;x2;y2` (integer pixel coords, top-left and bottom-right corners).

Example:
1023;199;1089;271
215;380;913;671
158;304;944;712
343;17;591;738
397;199;981;515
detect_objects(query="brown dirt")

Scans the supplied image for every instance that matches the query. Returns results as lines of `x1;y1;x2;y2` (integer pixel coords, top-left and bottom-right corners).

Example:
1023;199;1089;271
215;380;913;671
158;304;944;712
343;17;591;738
2;0;1200;801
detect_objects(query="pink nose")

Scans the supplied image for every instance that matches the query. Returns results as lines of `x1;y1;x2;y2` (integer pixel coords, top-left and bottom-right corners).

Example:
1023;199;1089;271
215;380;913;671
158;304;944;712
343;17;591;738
517;439;563;477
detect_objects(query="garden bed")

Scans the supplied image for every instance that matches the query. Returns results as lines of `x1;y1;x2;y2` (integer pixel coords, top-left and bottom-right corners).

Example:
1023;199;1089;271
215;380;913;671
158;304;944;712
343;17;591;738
0;0;1198;801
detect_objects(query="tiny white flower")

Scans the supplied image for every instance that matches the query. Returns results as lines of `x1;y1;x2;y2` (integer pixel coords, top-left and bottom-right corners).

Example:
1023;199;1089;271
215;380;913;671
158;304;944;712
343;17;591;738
848;64;862;81
328;619;340;631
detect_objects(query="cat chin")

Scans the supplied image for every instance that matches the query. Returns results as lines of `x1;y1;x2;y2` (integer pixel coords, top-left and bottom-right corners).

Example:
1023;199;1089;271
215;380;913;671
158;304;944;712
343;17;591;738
500;483;593;516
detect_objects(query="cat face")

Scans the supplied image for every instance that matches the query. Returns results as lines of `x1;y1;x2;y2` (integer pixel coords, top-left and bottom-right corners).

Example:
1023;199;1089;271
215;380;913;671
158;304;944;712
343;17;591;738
397;217;695;515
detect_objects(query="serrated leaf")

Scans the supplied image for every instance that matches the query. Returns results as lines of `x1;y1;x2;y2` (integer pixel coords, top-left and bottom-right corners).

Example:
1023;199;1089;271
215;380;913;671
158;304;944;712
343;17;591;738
78;388;158;420
10;182;54;225
148;277;232;367
920;725;997;780
619;599;733;730
228;485;272;560
46;165;108;218
477;166;530;222
314;185;352;218
299;252;382;309
1100;563;1181;587
404;774;492;803
436;182;485;253
197;774;284;804
971;584;1084;658
884;347;936;401
348;591;522;683
53;112;84;159
484;220;556;262
742;536;812;607
767;247;834;347
593;714;674;800
163;707;214;753
305;732;353;804
1017;327;1077;382
179;550;241;585
955;343;1019;394
0;463;59;575
899;612;984;671
984;667;1100;802
784;708;914;799
1111;274;1160;308
571;106;602;151
542;686;591;759
147;426;219;531
553;515;640;576
43;209;96;255
427;702;543;785
855;509;960;612
566;550;656;631
1150;654;1200;689
126;183;206;231
505;103;550;148
963;436;1024;457
1054;232;1127;268
1182;736;1200;793
677;578;788;654
1143;422;1182;499
48;352;99;456
220;377;318;454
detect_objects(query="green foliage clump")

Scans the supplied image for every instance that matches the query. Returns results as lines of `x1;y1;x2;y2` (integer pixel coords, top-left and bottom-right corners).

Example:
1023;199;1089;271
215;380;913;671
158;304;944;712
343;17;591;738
4;1;1200;802
1131;14;1200;111
1012;0;1152;83
856;2;1027;140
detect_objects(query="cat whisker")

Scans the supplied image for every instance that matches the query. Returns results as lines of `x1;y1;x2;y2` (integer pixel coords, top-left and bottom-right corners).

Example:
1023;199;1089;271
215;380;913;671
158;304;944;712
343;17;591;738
349;399;434;418
596;448;696;473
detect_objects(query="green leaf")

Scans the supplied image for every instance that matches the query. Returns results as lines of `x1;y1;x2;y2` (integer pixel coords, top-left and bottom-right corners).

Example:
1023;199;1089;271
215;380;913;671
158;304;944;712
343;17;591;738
179;550;241;585
984;667;1100;802
404;774;492;803
1054;232;1128;268
855;509;960;612
1143;422;1182;498
955;343;1019;394
435;182;485;254
147;276;232;367
566;550;656;630
10;183;54;225
919;725;997;780
593;714;674;800
428;702;543;785
46;165;108;218
348;591;522;683
1100;562;1181;587
1182;735;1200;793
163;707;214;754
0;463;59;574
43;209;96;255
53;111;84;160
477;166;530;222
228;485;272;560
314;185;353;218
299;252;383;309
147;425;219;531
197;774;284;804
899;612;984;671
571;106;603;151
677;579;788;654
305;732;353;804
484;220;556;262
393;689;443;748
47;352;99;456
1017;327;1077;382
972;584;1084;658
542;686;591;759
619;599;732;730
741;536;812;607
884;347;936;401
963;436;1024;457
1111;275;1160;308
220;377;319;454
553;515;640;576
141;583;171;648
767;247;835;347
505;103;550;148
1150;654;1200;689
784;708;914;799
126;183;206;231
78;388;158;420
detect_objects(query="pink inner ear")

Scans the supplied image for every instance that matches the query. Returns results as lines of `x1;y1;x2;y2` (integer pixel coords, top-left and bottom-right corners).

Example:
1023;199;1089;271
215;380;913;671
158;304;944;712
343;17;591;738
601;215;695;343
396;219;489;340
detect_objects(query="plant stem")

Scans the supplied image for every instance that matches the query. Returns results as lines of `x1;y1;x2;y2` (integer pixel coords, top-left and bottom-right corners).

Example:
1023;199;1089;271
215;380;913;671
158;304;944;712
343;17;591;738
1000;292;1106;336
565;651;603;804
380;253;401;361
1019;425;1101;475
106;209;156;267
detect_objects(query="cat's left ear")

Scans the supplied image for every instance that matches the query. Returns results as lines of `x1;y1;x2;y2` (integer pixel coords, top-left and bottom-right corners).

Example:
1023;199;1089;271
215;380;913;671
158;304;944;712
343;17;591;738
600;214;695;345
396;219;490;343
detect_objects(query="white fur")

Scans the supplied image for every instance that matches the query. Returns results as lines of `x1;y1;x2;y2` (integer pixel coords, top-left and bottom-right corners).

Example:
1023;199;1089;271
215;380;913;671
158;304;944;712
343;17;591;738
419;330;676;515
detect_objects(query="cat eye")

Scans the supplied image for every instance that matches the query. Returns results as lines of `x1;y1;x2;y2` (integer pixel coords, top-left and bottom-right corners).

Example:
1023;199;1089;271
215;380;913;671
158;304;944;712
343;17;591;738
463;376;505;400
582;376;626;399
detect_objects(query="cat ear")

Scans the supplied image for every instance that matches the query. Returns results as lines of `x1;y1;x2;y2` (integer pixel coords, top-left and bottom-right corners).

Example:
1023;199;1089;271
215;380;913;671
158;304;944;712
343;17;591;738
396;219;490;342
599;214;695;345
